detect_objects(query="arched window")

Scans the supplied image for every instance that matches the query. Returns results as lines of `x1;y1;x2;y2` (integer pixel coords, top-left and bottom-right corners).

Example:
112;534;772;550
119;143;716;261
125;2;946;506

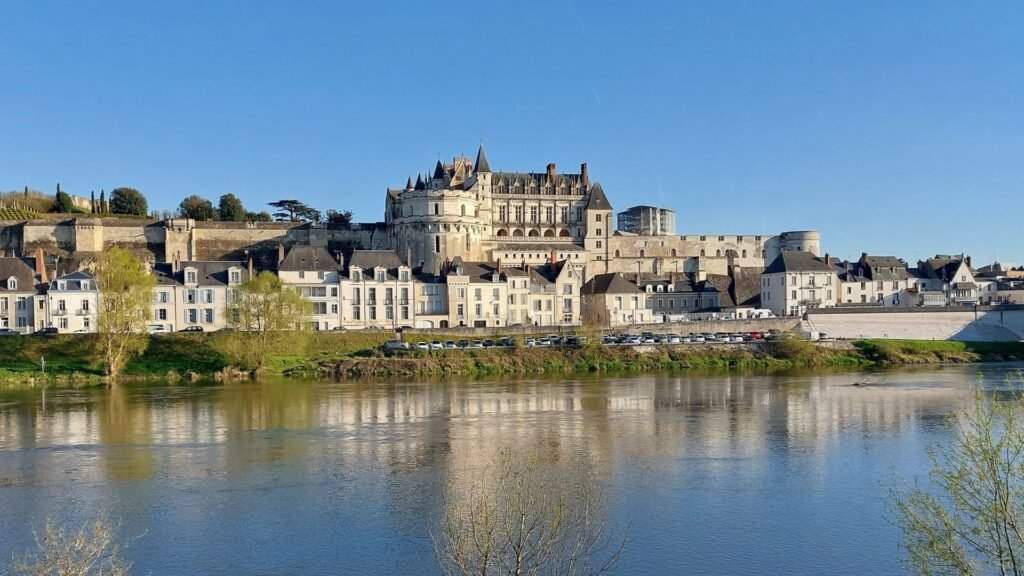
435;236;440;253
762;250;766;258
461;205;466;216
716;250;721;257
465;235;471;252
7;278;16;290
742;249;747;258
671;249;677;257
434;204;439;215
639;249;645;258
614;250;620;258
700;250;705;257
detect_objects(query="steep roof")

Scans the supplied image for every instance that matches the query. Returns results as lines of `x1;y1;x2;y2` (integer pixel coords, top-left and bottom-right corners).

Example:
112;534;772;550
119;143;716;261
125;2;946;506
582;273;641;295
0;257;36;292
584;182;612;211
763;252;837;274
348;250;406;273
280;246;340;272
49;270;97;291
433;160;446;180
155;261;250;287
474;144;491;173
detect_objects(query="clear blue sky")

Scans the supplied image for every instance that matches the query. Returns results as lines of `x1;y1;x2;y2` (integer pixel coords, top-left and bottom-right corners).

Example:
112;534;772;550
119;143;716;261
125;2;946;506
2;1;1022;265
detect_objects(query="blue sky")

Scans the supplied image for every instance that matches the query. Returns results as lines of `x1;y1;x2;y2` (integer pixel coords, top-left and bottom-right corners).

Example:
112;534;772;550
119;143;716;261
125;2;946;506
2;1;1022;265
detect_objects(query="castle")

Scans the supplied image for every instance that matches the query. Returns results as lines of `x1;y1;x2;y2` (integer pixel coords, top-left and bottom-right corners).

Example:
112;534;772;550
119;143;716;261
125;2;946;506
0;144;820;279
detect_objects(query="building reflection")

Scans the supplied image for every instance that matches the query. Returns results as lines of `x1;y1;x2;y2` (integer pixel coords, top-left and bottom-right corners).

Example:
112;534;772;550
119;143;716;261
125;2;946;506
0;369;976;489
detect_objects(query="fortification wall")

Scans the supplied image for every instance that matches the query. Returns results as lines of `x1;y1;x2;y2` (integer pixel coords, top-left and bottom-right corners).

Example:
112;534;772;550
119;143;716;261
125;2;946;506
807;307;1024;341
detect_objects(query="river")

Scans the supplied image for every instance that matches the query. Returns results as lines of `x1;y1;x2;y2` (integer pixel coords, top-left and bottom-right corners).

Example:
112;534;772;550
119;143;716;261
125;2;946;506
1;365;1020;575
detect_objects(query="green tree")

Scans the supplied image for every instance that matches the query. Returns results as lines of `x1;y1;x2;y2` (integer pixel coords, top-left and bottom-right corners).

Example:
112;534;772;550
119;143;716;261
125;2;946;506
434;449;627;576
891;389;1024;575
91;190;97;213
93;248;156;379
217;193;246;221
99;189;107;214
226;271;310;371
325;209;354;225
109;187;148;216
177;195;215;220
52;183;74;213
246;210;273;223
268;199;320;223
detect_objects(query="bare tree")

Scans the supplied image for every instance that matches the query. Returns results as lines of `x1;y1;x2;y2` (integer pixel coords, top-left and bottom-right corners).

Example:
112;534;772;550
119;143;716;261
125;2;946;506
93;248;156;379
6;518;131;576
891;383;1024;576
434;449;627;576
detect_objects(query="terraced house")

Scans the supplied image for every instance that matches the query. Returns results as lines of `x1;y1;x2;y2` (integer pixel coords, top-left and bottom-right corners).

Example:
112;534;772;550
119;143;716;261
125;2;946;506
0;256;40;333
278;246;342;331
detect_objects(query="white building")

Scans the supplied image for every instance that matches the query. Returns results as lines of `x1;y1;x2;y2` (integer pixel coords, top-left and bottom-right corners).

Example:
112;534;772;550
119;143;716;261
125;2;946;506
837;254;918;307
278;246;342;331
581;273;653;327
0;256;40;333
150;260;250;332
760;252;839;317
46;271;99;333
340;250;415;330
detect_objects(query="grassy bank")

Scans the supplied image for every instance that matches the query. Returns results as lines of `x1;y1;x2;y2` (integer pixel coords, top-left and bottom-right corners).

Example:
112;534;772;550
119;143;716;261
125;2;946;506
2;333;1023;389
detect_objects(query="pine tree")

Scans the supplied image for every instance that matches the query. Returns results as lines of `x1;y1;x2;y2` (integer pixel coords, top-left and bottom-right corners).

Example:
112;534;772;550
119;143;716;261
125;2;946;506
99;190;107;214
90;191;96;214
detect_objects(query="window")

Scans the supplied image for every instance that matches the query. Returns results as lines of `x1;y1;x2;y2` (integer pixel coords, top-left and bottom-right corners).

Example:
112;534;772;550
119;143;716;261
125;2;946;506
330;287;338;297
298;271;306;279
59;317;68;330
457;304;464;316
188;309;198;323
7;278;15;290
461;205;466;216
186;290;197;304
331;304;338;314
317;271;325;280
596;241;602;249
158;309;167;321
530;206;538;222
499;206;508;222
352;270;362;282
434;203;439;215
230;271;241;284
515;206;524;222
202;289;214;303
475;304;482;316
185;271;197;283
16;297;26;311
435;236;440;253
401;307;409;320
400;270;409;282
204;309;214;323
58;299;66;312
376;271;385;283
493;304;499;315
369;306;376;320
492;288;500;300
368;288;376;304
563;284;572;295
596;228;602;236
312;302;327;315
386;306;394;320
545;206;553;222
560;206;568;222
791;290;797;299
81;299;90;311
596;214;603;222
353;306;361;320
474;288;482;301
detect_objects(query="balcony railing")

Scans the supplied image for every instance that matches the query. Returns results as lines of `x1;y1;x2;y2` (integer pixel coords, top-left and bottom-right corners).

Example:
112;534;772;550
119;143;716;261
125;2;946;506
76;309;91;316
54;309;67;316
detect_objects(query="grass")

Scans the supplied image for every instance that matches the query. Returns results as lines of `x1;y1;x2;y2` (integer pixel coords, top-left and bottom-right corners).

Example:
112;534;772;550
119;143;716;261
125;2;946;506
0;207;44;220
1;332;1022;389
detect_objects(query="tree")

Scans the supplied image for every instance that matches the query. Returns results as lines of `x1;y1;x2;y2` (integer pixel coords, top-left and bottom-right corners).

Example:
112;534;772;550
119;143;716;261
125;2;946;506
91;190;97;214
218;193;246;222
99;190;107;214
108;187;148;216
226;271;310;371
8;518;131;576
433;449;627;576
268;199;320;223
246;211;273;223
93;248;156;379
325;209;354;225
891;389;1024;575
177;195;215;220
53;183;74;213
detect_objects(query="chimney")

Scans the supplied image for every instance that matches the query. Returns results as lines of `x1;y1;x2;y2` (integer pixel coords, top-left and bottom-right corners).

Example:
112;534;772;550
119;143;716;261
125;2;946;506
825;253;831;267
247;255;254;278
580;163;589;187
336;251;345;270
277;244;285;266
549;249;557;266
35;248;48;284
522;259;528;272
173;251;180;273
497;258;502;275
636;262;641;286
966;255;972;268
546;163;557;179
861;252;868;263
406;246;412;268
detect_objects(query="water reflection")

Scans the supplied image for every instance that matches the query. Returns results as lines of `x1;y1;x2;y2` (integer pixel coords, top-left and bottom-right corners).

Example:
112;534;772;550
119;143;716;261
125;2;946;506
0;365;1009;575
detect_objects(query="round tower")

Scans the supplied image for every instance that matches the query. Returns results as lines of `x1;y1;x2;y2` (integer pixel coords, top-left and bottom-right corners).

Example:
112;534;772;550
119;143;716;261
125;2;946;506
764;230;821;265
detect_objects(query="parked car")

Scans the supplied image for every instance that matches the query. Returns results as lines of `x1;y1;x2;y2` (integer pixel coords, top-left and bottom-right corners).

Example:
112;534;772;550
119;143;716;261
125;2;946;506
445;340;457;349
383;339;410;351
458;339;470;348
498;337;515;347
181;326;204;333
525;337;537;347
430;340;443;349
471;340;484;348
147;324;168;335
415;341;430;350
0;328;21;337
482;339;495;348
35;327;59;336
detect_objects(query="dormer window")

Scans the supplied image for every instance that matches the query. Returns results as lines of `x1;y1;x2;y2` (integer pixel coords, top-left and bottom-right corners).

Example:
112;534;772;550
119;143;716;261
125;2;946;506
376;270;385;283
351;269;362;282
185;270;197;284
7;278;16;290
399;269;409;282
229;270;241;284
58;281;66;291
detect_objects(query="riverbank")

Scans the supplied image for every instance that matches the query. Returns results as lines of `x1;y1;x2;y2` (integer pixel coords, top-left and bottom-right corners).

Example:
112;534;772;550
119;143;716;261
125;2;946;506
2;333;1023;389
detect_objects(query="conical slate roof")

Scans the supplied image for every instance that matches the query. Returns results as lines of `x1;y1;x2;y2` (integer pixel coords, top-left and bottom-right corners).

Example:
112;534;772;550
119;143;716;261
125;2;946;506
584;182;612;211
474;143;491;173
414;174;425;190
433;160;446;180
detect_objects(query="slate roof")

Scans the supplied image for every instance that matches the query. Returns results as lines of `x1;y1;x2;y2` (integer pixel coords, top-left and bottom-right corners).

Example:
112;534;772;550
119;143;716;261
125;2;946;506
280;246;340;272
920;258;966;282
0;257;36;292
49;271;97;291
347;250;408;281
474;144;491;173
763;252;837;274
582;273;641;295
584;182;612;211
154;261;250;287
